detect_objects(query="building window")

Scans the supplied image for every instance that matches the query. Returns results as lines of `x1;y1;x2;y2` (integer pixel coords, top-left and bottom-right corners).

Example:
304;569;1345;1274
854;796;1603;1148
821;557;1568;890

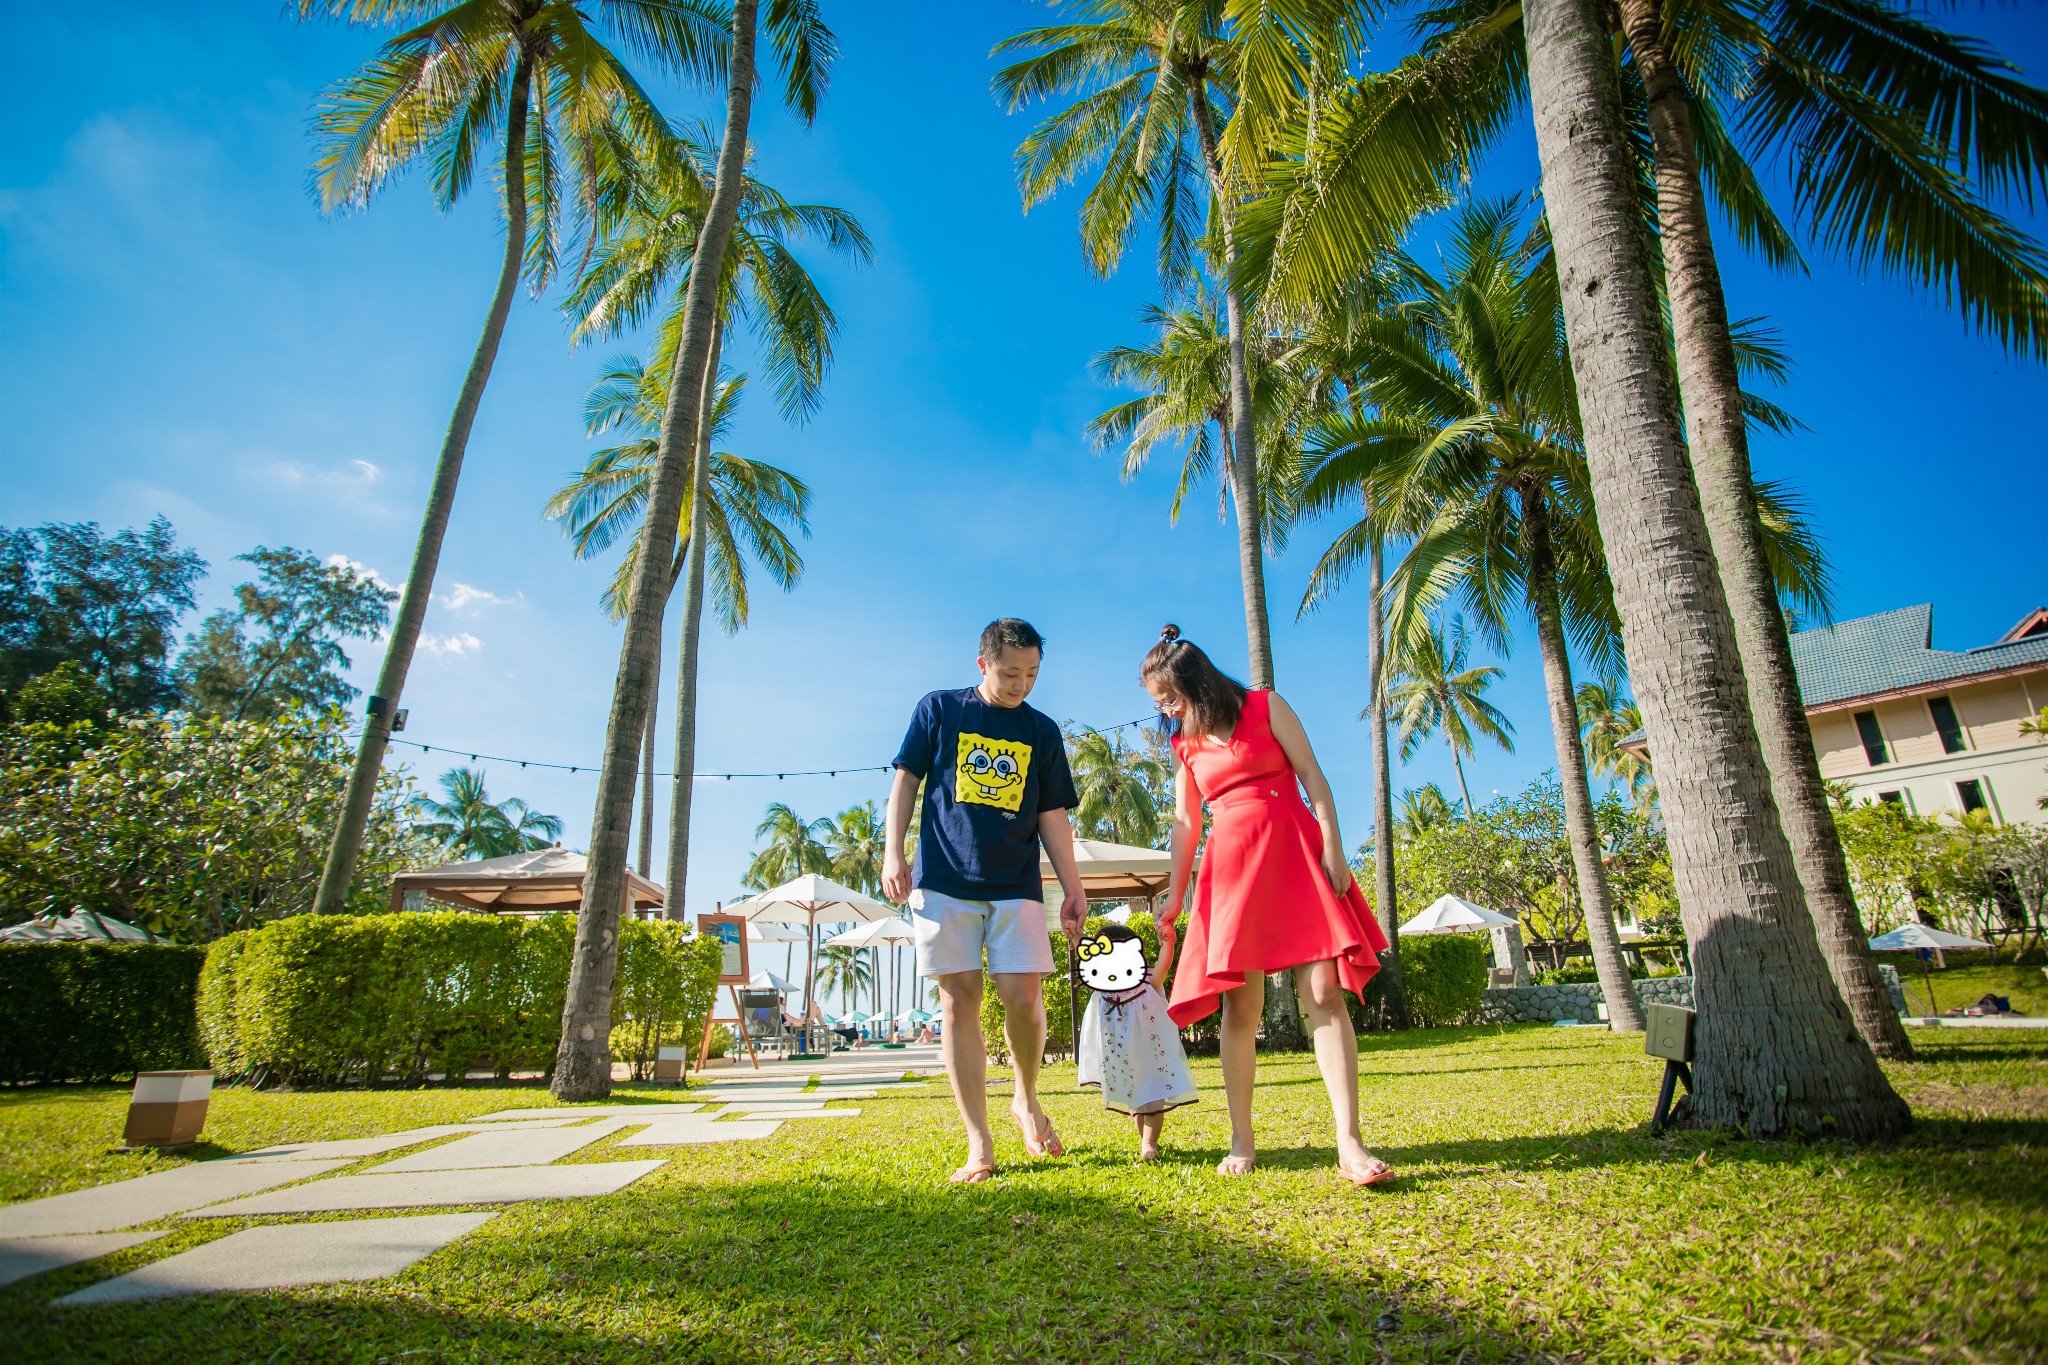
1956;779;1989;815
1877;790;1904;806
1928;695;1967;754
1853;710;1889;766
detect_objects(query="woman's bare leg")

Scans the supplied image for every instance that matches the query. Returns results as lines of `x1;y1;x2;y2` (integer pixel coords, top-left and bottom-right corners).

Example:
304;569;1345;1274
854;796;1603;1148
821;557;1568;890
1294;959;1382;1174
1217;975;1263;1173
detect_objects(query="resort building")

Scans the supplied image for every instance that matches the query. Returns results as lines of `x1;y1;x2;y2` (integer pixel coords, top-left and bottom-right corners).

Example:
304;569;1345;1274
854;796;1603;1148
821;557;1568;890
1797;604;2048;823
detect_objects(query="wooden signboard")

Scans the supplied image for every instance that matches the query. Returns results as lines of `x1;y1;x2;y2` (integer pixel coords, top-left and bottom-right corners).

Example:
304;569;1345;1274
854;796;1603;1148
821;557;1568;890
698;912;749;985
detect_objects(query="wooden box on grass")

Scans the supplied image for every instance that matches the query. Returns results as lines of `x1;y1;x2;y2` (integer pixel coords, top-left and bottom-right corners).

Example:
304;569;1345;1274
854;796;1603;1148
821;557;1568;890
125;1070;213;1147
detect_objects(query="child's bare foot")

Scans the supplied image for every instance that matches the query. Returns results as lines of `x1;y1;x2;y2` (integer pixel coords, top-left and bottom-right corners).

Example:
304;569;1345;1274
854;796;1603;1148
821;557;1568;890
1138;1141;1162;1163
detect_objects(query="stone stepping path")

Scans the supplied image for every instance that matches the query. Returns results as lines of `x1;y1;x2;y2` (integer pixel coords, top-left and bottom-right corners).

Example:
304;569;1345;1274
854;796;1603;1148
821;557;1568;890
368;1119;630;1173
617;1120;782;1146
467;1105;705;1123
57;1213;496;1305
0;1232;164;1288
186;1160;667;1218
5;1161;352;1238
745;1109;860;1121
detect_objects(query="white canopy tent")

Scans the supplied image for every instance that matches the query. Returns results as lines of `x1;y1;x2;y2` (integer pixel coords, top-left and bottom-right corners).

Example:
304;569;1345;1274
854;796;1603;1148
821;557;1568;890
1400;894;1529;987
1870;924;1992;1014
1039;838;1177;921
735;874;896;1052
388;848;664;917
0;910;155;943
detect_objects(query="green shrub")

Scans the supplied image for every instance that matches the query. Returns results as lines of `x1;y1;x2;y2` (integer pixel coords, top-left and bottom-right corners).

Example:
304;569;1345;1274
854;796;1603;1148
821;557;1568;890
198;911;708;1087
1400;934;1488;1027
0;943;207;1084
705;1024;734;1060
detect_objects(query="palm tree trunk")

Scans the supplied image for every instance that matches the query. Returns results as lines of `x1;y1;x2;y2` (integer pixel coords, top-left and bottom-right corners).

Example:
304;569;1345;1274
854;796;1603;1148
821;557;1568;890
662;319;724;923
312;54;534;916
1521;485;1645;1032
1184;81;1275;691
1617;0;1912;1060
553;0;757;1101
1523;0;1906;1138
637;613;661;881
1447;731;1474;815
1367;539;1411;1029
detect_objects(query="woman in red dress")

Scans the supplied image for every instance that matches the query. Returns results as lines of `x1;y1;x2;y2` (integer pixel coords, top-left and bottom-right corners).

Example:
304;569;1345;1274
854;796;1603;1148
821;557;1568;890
1144;626;1394;1185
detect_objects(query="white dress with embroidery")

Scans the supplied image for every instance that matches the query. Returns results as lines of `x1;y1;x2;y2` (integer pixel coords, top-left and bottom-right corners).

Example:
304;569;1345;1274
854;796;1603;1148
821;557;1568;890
1078;983;1198;1116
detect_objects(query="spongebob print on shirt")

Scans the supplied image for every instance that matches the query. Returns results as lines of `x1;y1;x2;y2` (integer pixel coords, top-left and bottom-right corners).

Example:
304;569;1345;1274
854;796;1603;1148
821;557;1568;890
955;733;1032;813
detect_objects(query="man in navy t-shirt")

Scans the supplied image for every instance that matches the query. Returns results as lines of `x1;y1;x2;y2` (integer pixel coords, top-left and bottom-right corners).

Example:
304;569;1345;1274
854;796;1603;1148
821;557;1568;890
882;617;1085;1184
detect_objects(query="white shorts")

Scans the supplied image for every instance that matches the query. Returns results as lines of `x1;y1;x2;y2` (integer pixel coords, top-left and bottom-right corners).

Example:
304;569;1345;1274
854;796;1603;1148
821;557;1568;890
911;888;1056;978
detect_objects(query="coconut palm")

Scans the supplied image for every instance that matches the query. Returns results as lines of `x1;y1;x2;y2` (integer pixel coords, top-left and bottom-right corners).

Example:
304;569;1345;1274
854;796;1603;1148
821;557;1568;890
1382;615;1514;820
744;802;834;889
413;768;563;860
814;944;874;1020
1067;728;1171;848
546;356;810;880
305;0;729;917
996;1;1288;685
1394;783;1456;840
1576;678;1656;813
560;0;838;1100
565;122;867;928
1522;0;1906;1136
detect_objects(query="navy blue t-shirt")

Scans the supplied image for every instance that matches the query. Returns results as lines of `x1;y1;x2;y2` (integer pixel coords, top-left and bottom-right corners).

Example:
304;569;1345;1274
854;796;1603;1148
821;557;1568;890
892;687;1078;902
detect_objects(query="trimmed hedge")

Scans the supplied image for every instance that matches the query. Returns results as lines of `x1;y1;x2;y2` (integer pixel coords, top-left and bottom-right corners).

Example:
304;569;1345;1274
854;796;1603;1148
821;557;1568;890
0;943;207;1084
1399;933;1490;1026
199;912;721;1087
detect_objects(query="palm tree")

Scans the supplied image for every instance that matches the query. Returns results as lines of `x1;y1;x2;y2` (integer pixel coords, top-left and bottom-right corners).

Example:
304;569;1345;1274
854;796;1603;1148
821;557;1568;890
826;800;891;1017
997;2;1288;686
566;120;867;933
305;0;727;917
413;768;563;860
745;802;834;888
547;356;811;882
814;944;873;1021
1383;616;1514;819
559;0;836;1101
1522;0;1906;1137
1365;540;1410;1028
1576;678;1656;813
1066;728;1171;848
1394;783;1456;840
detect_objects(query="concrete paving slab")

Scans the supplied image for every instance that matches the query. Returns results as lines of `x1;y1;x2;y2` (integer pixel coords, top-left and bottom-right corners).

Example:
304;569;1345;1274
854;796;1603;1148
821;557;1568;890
187;1161;666;1217
0;1233;165;1288
4;1161;353;1237
466;1105;706;1122
818;1080;923;1090
213;1118;595;1164
367;1119;629;1173
736;1109;860;1121
696;1089;873;1101
616;1121;782;1146
57;1213;496;1305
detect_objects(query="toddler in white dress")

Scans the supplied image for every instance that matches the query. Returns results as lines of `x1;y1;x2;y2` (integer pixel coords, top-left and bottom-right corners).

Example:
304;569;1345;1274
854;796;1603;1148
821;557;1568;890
1076;924;1197;1161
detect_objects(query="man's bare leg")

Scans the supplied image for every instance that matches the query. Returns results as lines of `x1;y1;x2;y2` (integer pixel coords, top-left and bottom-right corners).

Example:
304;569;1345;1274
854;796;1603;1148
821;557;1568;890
935;970;995;1180
992;972;1059;1153
1217;973;1263;1174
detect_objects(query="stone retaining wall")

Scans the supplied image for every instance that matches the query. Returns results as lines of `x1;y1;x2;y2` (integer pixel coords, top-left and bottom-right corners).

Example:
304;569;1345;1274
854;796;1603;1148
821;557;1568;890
1476;964;1909;1025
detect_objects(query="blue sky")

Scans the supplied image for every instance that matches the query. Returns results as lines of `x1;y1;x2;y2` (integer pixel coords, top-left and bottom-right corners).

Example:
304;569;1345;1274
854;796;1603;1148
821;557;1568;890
4;0;2045;994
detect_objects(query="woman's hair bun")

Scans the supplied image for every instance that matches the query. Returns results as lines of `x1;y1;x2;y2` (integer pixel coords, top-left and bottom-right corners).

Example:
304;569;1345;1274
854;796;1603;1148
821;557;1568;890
1160;623;1182;643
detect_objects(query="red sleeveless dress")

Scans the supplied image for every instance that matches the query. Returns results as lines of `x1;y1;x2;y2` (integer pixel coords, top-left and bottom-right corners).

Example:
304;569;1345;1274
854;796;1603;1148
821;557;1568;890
1166;690;1388;1027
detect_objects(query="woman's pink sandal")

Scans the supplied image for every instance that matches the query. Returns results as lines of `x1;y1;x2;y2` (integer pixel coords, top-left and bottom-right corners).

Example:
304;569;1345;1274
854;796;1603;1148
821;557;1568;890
1340;1158;1395;1188
1015;1111;1064;1158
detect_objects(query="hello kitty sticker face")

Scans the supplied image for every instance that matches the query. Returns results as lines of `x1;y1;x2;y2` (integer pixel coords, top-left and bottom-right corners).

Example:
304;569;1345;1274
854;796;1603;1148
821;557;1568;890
1076;927;1151;992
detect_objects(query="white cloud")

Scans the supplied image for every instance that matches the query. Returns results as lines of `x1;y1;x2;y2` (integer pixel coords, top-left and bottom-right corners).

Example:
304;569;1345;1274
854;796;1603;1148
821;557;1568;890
351;459;383;484
418;631;484;657
436;582;520;613
326;554;400;594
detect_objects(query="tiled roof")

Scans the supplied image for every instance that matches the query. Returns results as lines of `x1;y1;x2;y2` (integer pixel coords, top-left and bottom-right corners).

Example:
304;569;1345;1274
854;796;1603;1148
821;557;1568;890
1789;604;2048;709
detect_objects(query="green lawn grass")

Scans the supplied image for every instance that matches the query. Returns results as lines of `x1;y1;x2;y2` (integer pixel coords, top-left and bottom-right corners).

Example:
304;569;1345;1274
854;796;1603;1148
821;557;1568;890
3;1026;2043;1363
1884;959;2048;1017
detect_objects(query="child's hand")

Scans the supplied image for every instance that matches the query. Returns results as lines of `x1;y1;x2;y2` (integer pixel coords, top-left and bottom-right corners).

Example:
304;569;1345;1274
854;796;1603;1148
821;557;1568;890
1150;920;1177;989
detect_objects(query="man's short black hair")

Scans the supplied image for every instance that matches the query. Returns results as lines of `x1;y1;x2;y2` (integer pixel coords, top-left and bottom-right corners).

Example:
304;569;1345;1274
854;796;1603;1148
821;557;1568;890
979;617;1044;660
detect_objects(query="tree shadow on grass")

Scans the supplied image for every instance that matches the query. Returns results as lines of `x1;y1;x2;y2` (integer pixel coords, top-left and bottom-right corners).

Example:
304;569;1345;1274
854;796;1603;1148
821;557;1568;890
9;1173;1578;1365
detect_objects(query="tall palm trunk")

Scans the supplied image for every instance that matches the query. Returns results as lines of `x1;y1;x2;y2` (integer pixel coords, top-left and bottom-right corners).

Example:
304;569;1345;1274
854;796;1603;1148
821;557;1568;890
1446;729;1474;815
637;618;661;881
1618;0;1912;1060
312;55;534;915
1521;485;1644;1032
1184;81;1276;691
1367;540;1411;1028
1523;0;1906;1137
663;319;725;922
553;0;758;1101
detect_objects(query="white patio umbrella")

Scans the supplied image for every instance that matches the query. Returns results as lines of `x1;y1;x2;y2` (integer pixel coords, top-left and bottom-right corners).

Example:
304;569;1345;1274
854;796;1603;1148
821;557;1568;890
0;910;154;943
1869;924;1991;1014
1398;894;1518;935
748;969;799;995
826;917;916;1029
746;921;807;942
739;874;895;1052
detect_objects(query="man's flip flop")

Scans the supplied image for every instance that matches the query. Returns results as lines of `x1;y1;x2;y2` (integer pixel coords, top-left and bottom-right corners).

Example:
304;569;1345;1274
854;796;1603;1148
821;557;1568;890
1340;1158;1395;1188
1015;1112;1064;1158
948;1163;995;1185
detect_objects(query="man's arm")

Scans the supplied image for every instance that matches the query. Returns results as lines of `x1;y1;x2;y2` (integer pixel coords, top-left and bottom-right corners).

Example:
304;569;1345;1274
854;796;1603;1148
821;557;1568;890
881;766;920;903
1037;807;1087;938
